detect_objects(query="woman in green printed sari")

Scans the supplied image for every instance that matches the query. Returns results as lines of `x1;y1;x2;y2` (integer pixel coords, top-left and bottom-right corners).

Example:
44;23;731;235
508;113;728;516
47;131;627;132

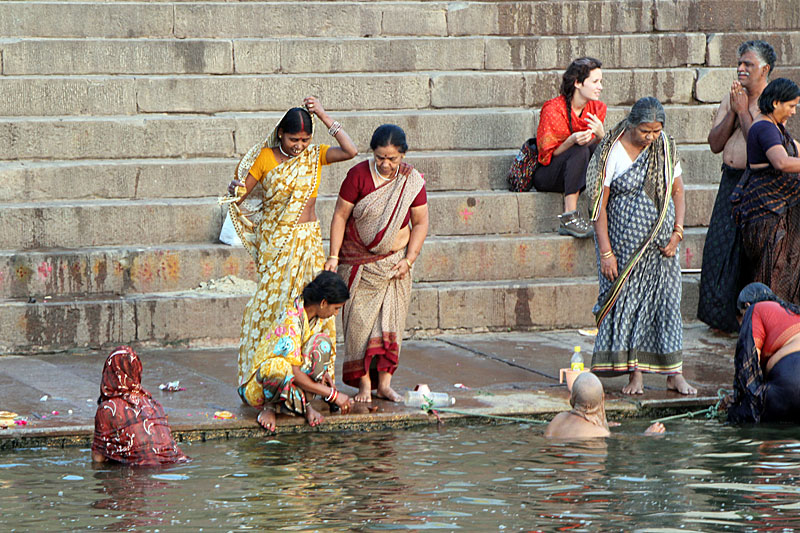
586;97;696;396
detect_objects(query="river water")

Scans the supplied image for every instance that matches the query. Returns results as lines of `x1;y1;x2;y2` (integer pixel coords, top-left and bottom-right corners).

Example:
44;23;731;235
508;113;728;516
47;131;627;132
2;419;800;531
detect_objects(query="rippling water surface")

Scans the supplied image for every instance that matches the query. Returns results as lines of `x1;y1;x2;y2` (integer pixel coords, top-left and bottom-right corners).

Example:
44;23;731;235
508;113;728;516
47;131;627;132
2;420;800;531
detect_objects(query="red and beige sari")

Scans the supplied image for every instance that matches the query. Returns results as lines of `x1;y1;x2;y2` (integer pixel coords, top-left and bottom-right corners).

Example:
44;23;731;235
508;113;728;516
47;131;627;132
337;163;425;388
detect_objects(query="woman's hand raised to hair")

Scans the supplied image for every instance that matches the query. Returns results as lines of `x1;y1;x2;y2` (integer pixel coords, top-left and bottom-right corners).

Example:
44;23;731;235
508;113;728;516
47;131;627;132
303;96;326;118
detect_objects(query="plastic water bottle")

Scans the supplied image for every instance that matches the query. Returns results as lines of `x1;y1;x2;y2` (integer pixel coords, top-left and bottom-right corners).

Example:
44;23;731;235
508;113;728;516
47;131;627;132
570;346;584;371
404;391;455;408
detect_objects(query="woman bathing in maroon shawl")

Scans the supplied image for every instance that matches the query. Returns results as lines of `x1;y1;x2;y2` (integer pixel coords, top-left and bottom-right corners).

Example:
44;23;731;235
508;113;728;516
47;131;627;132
91;346;188;466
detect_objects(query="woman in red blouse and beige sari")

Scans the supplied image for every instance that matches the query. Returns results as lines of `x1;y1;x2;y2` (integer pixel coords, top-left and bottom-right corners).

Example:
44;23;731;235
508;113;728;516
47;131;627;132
325;125;429;402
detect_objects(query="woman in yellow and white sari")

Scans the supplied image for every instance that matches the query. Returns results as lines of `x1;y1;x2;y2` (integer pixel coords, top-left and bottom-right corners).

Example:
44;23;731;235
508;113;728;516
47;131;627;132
227;97;358;391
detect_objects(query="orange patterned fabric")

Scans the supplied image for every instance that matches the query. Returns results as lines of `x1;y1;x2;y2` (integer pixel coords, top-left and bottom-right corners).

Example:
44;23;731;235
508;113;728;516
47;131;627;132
536;95;607;166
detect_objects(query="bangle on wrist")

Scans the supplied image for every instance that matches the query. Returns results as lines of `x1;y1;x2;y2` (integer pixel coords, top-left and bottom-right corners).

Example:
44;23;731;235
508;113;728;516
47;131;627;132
325;387;338;403
328;121;342;137
328;255;339;261
600;250;614;259
404;258;413;268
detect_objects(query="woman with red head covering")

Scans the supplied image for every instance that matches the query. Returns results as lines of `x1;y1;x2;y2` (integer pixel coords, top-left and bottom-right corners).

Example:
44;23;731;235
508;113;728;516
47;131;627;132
91;346;188;466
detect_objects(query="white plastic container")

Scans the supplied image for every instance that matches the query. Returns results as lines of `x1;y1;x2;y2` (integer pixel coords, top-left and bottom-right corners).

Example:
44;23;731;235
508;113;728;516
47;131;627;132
403;391;455;408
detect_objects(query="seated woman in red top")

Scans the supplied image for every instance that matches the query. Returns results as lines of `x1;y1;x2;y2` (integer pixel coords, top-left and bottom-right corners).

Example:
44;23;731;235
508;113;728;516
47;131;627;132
533;57;606;238
325;125;429;403
92;346;188;466
728;283;800;424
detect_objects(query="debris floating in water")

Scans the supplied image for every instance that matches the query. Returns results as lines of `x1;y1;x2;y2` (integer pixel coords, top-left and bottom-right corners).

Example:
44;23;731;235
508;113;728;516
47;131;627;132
39;395;49;402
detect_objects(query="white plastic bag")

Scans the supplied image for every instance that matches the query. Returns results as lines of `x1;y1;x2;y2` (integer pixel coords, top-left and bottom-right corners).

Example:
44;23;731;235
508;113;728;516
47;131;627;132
219;211;243;246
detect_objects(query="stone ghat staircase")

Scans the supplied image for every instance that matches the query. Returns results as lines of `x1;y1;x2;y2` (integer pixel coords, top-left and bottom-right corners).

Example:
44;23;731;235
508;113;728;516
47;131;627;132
1;0;799;354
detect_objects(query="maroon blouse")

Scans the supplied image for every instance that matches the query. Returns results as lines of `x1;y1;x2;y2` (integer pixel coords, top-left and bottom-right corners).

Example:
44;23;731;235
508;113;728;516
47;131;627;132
338;160;427;228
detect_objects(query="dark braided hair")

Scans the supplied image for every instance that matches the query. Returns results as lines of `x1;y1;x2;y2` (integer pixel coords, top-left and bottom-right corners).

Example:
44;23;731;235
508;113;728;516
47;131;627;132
560;57;602;133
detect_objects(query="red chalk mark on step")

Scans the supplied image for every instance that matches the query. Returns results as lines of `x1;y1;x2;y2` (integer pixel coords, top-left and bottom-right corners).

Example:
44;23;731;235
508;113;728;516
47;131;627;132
460;207;474;222
37;262;52;281
685;246;694;269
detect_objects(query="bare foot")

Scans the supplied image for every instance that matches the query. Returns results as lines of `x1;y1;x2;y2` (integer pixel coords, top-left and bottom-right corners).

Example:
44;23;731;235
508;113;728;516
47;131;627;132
667;374;697;395
375;386;403;402
305;404;324;427
354;375;372;402
257;408;276;432
645;422;666;434
622;370;644;395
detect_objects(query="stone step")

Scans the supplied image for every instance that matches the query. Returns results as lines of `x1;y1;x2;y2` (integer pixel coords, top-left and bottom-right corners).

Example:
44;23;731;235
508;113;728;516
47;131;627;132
0;145;724;203
0;274;700;355
12;34;800;77
0;228;708;299
0;1;658;41
7;1;793;39
6;66;797;118
0;185;719;250
0;68;722;117
0;106;719;161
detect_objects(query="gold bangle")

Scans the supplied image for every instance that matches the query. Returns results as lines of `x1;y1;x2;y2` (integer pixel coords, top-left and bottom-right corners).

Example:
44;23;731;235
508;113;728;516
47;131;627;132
673;224;684;232
600;250;614;259
405;258;413;268
328;255;339;261
673;230;684;241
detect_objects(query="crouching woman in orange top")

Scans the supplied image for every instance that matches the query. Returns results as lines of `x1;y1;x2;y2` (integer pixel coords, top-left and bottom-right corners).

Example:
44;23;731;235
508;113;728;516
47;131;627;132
226;97;358;392
533;57;606;238
728;282;800;424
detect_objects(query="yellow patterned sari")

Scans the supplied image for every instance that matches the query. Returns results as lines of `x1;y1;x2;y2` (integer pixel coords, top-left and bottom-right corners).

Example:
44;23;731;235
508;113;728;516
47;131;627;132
230;113;335;386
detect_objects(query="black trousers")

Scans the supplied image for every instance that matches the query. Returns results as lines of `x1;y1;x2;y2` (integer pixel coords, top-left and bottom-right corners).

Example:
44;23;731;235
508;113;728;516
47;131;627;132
532;143;595;196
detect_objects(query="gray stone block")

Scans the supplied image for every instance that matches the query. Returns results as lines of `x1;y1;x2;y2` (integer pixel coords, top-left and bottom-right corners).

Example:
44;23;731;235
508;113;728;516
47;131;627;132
655;0;763;32
706;32;800;67
379;4;447;36
431;72;525;108
232;40;282;74
485;34;706;70
0;116;237;160
135;74;432;113
277;37;484;74
446;1;652;36
524;69;695;107
0;199;226;250
695;68;737;103
0;77;136;116
679;145;724;184
0;3;173;38
1;39;233;75
174;4;382;38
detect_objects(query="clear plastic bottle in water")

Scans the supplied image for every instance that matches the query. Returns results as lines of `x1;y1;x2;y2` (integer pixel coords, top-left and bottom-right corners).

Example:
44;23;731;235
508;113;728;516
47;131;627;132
570;346;584;371
403;391;455;408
